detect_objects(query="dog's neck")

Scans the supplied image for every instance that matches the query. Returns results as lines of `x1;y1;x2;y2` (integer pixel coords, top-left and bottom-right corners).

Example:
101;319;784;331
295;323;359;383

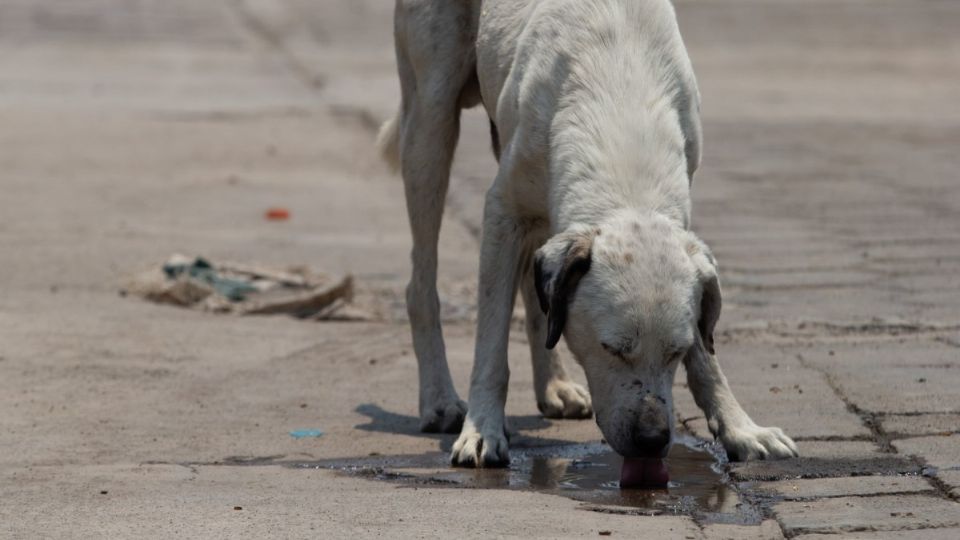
547;47;692;233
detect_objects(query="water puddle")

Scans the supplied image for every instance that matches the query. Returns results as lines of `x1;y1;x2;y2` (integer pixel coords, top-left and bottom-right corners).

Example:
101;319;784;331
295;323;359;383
289;435;758;523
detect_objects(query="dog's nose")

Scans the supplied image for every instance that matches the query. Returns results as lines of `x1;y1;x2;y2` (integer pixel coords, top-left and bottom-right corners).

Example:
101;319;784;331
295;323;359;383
632;429;670;458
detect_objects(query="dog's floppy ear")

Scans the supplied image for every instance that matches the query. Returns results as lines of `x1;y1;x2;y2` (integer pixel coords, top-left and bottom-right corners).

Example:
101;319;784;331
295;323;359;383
686;233;722;355
534;228;596;350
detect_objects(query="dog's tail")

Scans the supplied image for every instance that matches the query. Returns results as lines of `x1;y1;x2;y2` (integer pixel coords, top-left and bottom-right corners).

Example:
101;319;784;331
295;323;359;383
376;109;401;173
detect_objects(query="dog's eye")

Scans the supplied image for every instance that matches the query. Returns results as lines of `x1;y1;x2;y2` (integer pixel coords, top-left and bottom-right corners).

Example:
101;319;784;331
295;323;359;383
601;342;628;362
665;348;686;364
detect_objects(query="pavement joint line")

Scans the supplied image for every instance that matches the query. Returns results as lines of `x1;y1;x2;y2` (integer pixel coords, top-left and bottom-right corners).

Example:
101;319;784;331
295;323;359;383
936;335;960;348
719;264;870;275
721;319;960;340
793;349;960;505
794;349;895;453
225;0;326;92
767;489;942;502
446;173;485;242
725;281;884;293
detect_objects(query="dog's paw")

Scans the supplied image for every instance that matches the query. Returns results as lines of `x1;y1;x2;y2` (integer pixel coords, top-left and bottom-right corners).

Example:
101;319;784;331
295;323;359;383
719;422;799;461
419;398;467;434
537;378;593;419
450;419;509;468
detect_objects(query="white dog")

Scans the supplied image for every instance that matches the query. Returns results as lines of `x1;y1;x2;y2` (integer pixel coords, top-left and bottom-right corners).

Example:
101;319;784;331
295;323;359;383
377;0;798;470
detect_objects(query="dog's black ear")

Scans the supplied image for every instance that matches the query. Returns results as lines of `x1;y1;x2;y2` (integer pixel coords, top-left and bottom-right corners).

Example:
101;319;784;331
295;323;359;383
686;234;722;355
534;230;595;350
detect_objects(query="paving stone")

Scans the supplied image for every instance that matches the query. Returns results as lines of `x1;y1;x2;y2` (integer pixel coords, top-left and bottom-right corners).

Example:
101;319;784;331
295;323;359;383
701;520;784;540
795;340;958;369
722;269;878;291
883;414;960;438
940;332;960;348
893;435;960;469
748;475;934;500
795;528;960;540
773;494;960;535
792;341;960;414
793;440;882;459
938;471;960;499
729;455;920;482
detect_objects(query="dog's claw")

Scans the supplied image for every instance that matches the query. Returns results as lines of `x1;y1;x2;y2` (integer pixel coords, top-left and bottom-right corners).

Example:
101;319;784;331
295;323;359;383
451;419;509;468
719;422;799;462
537;378;593;419
419;399;467;434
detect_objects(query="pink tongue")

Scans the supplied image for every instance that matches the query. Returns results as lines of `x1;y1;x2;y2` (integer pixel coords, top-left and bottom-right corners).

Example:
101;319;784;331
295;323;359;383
620;457;669;488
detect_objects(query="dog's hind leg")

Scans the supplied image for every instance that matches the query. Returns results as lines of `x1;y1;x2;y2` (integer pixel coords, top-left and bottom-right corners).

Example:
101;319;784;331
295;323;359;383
519;257;592;419
390;0;478;433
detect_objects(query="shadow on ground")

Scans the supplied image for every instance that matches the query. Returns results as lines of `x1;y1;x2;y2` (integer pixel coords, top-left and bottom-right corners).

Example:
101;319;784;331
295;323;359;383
353;403;578;452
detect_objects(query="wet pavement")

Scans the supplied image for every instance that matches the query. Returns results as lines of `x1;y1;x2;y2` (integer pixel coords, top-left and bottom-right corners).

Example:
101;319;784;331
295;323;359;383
296;436;749;522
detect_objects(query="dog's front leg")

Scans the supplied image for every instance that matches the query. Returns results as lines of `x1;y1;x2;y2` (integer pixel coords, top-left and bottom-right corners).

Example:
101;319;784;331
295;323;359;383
685;341;798;461
450;196;523;468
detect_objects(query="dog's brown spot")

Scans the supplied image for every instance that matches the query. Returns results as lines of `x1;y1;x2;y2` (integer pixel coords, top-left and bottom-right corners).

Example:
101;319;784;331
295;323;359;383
624;253;634;264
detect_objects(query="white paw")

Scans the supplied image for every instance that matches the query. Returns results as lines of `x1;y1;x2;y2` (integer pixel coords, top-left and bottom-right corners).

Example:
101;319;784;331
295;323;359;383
450;417;509;468
419;398;467;434
537;378;593;419
719;422;799;461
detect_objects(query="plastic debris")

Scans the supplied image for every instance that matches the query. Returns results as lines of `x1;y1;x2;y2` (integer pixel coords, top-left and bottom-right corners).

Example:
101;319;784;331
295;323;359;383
122;254;361;320
265;207;291;221
289;429;324;439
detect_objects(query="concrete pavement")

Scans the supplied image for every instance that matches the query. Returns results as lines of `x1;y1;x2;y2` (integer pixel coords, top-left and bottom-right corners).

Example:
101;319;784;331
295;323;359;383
1;0;958;538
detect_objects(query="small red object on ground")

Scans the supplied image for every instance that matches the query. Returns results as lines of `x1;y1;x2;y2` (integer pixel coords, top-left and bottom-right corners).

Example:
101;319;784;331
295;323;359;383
265;207;290;221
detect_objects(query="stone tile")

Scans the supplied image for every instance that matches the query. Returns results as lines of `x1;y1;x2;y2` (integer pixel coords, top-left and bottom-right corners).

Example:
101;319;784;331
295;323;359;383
701;520;784;540
793;440;882;459
795;340;959;370
792;341;960;414
883;414;960;438
730;455;920;482
749;475;933;500
938;471;960;499
773;494;960;535
722;269;878;291
940;332;960;348
893;435;960;469
795;528;960;540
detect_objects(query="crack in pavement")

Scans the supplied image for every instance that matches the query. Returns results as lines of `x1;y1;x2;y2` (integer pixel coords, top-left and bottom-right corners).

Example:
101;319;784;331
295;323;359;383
718;319;960;347
792;349;960;507
226;0;326;91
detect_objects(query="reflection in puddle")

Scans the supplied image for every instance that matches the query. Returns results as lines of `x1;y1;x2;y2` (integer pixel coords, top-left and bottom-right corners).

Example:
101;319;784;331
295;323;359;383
292;435;756;523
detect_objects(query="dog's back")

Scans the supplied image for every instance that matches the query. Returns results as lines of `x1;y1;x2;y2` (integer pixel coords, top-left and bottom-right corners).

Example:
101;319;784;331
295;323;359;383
476;0;701;226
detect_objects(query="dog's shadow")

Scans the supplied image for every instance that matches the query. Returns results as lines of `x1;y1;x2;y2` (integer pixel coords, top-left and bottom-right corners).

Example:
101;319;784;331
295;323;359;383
354;404;578;453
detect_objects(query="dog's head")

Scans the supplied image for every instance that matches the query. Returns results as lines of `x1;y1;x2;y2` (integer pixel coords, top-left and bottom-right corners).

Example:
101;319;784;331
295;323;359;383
534;213;720;458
